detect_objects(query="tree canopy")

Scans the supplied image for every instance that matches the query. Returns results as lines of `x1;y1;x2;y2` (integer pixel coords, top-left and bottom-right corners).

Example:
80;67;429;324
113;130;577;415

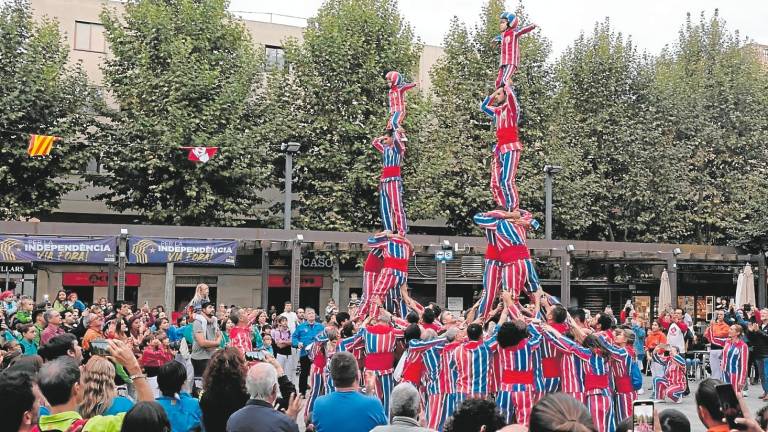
0;0;98;220
91;0;272;226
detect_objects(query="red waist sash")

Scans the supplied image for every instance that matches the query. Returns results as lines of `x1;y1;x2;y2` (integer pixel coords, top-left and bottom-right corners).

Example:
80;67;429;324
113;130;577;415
381;166;402;179
364;254;384;273
498;245;531;263
313;353;327;369
383;257;408;272
496;127;519;146
584;373;609;391
542;357;560;378
615;375;634;394
502;369;534;385
365;352;395;371
402;361;424;384
485;244;501;261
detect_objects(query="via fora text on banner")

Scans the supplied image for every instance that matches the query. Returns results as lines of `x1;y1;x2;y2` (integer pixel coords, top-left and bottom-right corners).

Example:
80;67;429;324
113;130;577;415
128;237;237;265
0;235;117;264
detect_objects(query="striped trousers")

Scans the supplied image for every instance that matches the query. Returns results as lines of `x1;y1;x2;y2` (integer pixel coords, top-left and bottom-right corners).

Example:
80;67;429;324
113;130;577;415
495;64;517;88
379;178;408;235
723;370;746;394
356;269;406;319
371;371;395;415
426;393;446;431
304;371;325;420
586;393;615;432
387;110;404;131
614;391;637;424
653;377;685;402
477;259;503;320
501;259;539;316
491;150;521;211
358;270;378;313
496;390;537;426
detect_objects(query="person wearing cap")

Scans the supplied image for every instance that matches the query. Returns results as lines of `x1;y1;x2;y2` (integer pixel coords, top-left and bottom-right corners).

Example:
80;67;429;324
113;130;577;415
492;12;536;88
384;70;417;136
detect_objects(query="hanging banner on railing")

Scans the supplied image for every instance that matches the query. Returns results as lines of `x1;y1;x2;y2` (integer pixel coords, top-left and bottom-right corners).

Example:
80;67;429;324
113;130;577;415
0;236;117;263
128;237;237;265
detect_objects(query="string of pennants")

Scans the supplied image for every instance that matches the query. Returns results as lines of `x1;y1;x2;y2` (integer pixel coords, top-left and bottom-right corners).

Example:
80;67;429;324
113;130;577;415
5;131;220;163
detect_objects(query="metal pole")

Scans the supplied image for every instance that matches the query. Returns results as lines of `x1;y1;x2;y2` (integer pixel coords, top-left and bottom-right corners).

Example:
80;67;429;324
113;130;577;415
436;261;447;308
291;240;301;307
332;254;340;304
284;153;293;230
758;253;766;308
164;263;174;313
666;255;678;308
558;250;571;307
261;242;270;310
545;173;553;240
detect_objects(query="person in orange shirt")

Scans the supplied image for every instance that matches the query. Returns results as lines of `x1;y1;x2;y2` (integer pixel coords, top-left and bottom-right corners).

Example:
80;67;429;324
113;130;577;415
645;321;667;379
705;310;731;381
82;313;105;352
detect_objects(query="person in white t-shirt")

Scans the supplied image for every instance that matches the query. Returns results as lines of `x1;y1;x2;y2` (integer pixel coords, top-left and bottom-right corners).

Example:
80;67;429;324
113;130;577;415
280;301;299;332
666;309;689;354
279;301;300;386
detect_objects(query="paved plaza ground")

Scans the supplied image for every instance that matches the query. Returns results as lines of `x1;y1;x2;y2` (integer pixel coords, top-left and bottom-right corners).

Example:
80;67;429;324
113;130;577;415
640;376;765;432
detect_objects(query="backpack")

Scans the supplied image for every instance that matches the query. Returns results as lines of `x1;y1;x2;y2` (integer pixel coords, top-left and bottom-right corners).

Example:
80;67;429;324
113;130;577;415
630;359;643;390
32;418;88;432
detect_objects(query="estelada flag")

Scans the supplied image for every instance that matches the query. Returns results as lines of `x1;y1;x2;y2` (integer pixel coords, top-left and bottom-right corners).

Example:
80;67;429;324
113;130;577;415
181;146;218;163
27;134;58;157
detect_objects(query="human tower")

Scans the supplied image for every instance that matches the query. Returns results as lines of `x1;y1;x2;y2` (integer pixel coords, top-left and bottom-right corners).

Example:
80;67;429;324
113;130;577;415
301;12;677;432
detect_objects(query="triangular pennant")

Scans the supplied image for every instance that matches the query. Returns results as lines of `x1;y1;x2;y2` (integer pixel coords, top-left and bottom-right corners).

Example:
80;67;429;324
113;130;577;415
180;146;218;163
27;134;59;157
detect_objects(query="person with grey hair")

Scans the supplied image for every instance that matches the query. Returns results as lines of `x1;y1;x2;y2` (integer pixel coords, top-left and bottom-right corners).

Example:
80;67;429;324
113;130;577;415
226;361;301;432
292;307;324;395
40;309;65;345
312;351;387;432
372;382;434;431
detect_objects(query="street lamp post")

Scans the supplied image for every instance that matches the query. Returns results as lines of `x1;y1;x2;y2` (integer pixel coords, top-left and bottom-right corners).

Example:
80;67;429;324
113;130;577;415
543;165;562;240
281;142;301;230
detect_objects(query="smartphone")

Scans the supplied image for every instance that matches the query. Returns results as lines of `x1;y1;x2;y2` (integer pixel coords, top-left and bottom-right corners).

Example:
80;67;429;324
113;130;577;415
90;339;110;356
633;400;655;432
716;384;745;430
245;351;265;361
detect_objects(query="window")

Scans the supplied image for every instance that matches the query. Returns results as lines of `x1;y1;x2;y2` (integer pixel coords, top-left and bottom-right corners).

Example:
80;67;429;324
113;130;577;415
74;21;106;52
265;45;285;70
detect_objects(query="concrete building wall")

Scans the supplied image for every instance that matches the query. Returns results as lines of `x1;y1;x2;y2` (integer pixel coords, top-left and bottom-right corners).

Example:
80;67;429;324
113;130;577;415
30;0;443;93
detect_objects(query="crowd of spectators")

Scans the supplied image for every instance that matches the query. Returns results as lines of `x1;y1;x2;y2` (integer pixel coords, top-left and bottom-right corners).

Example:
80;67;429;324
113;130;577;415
2;286;768;432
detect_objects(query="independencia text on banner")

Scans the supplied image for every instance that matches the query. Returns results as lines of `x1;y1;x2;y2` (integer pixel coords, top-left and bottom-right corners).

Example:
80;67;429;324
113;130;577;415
128;237;237;265
0;236;117;263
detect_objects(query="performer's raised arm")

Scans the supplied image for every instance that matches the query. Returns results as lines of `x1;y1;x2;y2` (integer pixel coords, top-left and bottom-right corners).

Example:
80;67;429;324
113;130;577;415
516;23;536;37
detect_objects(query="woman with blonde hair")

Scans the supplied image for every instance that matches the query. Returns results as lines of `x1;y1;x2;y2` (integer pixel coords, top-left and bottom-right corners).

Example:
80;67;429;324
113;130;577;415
79;356;135;418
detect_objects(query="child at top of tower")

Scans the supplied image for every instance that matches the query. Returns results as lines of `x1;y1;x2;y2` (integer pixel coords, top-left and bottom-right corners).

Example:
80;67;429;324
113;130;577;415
493;12;537;88
385;71;417;140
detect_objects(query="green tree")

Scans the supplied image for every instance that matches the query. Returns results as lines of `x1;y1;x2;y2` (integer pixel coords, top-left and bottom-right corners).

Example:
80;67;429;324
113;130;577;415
543;20;685;242
429;0;552;234
272;0;423;232
654;11;768;245
91;0;271;225
0;0;98;220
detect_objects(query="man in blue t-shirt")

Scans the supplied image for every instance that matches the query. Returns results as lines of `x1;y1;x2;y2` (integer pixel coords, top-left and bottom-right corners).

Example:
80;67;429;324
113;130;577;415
312;351;387;432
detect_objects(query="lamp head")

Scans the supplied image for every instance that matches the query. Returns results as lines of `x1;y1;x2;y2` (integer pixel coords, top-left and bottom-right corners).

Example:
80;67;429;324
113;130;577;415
281;142;301;153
